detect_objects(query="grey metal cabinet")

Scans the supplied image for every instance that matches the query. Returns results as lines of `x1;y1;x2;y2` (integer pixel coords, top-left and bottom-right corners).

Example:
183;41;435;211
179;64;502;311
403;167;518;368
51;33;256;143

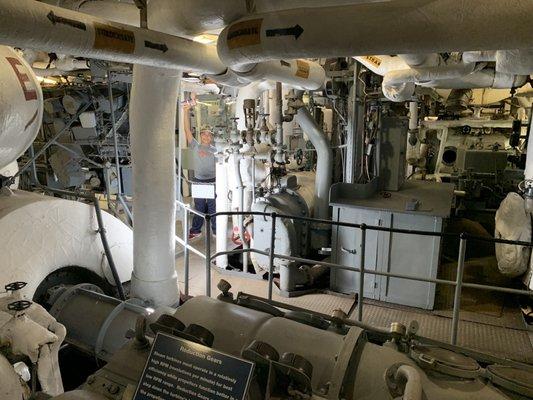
330;181;454;310
331;207;442;309
331;207;387;299
377;213;442;309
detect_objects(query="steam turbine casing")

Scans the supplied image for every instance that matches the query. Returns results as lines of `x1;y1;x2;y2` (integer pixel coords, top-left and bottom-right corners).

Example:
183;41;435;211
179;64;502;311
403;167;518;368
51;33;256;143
251;183;313;272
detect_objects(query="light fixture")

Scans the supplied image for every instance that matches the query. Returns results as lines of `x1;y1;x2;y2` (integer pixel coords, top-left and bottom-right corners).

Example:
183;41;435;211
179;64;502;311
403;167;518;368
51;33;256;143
192;34;218;45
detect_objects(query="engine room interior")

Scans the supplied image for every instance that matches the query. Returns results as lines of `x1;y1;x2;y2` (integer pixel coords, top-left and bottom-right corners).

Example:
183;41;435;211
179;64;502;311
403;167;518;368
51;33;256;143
1;1;533;399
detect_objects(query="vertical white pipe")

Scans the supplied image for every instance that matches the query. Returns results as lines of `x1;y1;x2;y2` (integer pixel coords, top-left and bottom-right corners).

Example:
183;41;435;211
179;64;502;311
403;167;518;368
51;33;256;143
526;130;533;182
130;65;180;306
409;101;418;131
294;107;333;219
215;158;229;269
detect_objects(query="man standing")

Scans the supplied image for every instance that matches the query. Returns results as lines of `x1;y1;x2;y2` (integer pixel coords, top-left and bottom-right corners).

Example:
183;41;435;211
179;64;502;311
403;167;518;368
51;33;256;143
183;102;216;239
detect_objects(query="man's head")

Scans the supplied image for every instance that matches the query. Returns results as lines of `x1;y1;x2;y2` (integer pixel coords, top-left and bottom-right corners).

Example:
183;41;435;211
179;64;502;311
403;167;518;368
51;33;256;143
199;127;213;145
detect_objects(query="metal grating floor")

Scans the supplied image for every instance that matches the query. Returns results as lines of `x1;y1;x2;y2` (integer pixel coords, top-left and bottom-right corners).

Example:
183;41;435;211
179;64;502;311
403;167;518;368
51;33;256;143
353;300;533;363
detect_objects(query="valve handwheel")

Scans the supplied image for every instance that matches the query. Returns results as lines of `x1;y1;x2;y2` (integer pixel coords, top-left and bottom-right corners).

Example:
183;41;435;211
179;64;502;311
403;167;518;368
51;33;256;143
5;281;27;291
7;300;32;312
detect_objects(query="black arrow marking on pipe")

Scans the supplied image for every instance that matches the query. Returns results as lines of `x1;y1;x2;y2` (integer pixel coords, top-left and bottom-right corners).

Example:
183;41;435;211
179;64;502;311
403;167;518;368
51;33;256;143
47;11;87;31
266;24;304;40
144;40;169;53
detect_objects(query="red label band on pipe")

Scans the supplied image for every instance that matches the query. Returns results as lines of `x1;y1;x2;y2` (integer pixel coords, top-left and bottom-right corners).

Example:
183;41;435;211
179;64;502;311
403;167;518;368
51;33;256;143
5;57;38;101
226;19;263;50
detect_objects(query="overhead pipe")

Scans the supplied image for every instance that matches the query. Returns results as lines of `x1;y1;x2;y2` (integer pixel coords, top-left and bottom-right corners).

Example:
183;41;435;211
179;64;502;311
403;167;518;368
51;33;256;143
356;55;409;76
30;0;328;90
399;53;441;68
418;70;528;90
147;0;388;37
357;55;528;101
218;0;533;69
0;0;225;73
464;50;533;75
231;60;325;91
129;65;180;307
294;107;333;219
383;62;478;86
463;51;497;64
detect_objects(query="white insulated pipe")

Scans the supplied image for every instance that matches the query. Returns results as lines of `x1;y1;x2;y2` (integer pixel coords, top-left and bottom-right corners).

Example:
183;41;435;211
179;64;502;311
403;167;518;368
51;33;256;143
294;107;333;219
129;65;180;307
218;0;533;69
463;51;497;63
77;1;141;26
357;55;528;101
525;132;533;183
355;55;409;76
215;159;229;269
383;62;478;86
399;53;441;68
408;101;418;131
419;70;528;90
0;0;225;74
235;60;325;91
146;0;388;37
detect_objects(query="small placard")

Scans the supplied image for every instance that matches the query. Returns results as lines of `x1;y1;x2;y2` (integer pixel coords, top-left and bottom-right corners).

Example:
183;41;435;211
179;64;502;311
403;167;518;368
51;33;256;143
133;333;254;400
191;183;215;199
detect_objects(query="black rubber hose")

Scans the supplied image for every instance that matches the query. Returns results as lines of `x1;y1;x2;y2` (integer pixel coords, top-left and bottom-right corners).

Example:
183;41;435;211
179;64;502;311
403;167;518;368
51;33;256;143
39;186;126;301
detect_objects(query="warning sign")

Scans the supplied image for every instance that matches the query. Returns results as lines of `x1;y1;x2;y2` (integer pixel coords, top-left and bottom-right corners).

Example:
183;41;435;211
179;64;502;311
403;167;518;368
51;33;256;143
227;19;262;50
364;56;382;68
295;60;310;79
93;23;135;54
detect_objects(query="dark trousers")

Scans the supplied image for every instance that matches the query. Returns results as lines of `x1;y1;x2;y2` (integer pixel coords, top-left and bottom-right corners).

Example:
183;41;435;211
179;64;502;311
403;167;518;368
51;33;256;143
191;197;216;233
190;178;216;234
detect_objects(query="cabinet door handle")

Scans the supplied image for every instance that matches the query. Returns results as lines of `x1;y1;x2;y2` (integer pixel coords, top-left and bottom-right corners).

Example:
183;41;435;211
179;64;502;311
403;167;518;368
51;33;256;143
341;247;357;255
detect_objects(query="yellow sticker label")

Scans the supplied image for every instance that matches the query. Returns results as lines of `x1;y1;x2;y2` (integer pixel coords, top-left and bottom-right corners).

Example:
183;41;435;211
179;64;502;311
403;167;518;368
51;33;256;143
93;23;135;54
295;60;310;79
364;55;382;68
227;19;262;50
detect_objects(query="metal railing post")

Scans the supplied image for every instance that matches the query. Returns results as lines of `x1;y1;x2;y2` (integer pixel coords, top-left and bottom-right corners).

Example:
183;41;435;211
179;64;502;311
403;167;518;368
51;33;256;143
183;207;190;297
205;214;212;297
268;213;277;300
451;233;467;345
357;224;367;321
